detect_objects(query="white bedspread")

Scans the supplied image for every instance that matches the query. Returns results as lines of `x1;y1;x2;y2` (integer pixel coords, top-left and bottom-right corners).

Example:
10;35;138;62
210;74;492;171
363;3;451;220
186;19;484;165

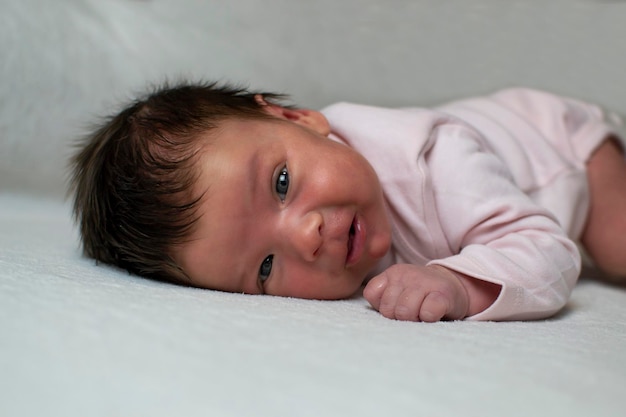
1;193;625;417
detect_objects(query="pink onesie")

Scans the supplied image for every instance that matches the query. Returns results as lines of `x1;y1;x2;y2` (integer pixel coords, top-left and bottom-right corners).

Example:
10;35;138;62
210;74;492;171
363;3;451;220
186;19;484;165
322;88;624;321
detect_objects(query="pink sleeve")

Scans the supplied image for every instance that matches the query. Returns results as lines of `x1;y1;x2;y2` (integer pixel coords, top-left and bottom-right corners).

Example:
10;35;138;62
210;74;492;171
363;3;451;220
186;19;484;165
425;124;581;321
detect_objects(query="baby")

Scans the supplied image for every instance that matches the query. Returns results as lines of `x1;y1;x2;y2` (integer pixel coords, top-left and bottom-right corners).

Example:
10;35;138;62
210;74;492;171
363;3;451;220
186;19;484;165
70;82;626;322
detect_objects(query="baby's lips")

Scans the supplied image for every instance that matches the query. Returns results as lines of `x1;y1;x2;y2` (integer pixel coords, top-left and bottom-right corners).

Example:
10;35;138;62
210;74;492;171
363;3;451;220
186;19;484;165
345;214;365;267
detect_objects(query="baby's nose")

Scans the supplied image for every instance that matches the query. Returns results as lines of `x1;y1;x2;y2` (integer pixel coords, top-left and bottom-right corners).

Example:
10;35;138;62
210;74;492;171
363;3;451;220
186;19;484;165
285;211;323;262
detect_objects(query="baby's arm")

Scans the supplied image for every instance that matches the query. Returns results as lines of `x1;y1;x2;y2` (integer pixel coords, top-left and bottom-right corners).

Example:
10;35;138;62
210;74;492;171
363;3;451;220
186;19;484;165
365;122;581;322
363;264;500;322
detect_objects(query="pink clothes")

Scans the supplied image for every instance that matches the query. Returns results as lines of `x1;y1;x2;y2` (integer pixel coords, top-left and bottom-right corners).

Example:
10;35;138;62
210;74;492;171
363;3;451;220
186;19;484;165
322;88;624;321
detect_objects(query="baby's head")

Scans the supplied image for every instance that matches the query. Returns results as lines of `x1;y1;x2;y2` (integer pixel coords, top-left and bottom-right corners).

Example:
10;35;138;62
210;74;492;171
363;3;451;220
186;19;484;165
71;81;391;299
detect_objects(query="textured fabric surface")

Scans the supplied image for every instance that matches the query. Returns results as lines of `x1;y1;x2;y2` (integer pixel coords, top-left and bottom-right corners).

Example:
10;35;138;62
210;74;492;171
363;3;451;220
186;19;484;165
2;193;626;416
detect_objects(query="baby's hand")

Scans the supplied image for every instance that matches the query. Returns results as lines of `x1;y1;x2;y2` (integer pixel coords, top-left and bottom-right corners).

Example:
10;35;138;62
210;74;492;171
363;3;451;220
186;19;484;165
363;264;470;322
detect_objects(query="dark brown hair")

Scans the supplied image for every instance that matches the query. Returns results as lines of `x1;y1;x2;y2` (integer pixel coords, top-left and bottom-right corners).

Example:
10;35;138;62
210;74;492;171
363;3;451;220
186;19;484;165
69;80;287;283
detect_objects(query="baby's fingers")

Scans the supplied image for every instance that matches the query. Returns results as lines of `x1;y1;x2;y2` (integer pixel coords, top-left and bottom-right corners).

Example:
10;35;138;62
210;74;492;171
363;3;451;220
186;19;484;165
365;278;426;321
393;288;424;321
377;283;405;319
363;275;389;313
419;291;450;322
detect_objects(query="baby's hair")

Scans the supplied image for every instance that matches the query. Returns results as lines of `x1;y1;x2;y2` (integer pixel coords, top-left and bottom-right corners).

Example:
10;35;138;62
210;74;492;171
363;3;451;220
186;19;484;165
69;80;288;283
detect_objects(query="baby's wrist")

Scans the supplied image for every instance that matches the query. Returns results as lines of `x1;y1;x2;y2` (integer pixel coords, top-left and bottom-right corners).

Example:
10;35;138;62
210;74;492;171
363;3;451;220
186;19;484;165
445;268;501;317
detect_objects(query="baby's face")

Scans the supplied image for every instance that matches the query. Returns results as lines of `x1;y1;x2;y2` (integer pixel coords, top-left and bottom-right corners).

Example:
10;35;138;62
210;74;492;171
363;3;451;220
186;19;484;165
175;105;391;299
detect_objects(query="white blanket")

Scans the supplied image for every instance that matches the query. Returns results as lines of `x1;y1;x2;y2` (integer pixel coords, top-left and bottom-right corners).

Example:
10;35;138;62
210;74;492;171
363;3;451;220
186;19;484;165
2;193;625;417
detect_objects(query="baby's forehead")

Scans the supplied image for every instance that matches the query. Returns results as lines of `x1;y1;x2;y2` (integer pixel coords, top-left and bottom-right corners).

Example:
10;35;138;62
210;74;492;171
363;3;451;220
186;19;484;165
195;117;290;162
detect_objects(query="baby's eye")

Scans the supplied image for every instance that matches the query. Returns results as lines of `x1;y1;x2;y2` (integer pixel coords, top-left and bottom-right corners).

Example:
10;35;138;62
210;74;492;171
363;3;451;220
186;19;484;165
259;255;273;283
275;166;289;201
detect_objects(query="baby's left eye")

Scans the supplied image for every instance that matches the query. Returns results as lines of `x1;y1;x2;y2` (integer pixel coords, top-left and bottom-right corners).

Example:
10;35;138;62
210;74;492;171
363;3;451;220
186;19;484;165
275;166;289;201
259;255;273;282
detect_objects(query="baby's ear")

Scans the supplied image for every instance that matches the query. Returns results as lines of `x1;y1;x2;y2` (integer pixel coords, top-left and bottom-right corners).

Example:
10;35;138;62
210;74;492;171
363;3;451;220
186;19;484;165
255;95;330;136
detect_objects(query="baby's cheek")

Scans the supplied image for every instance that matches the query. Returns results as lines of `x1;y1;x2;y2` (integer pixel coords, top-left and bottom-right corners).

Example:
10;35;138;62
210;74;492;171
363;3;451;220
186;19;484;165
271;269;360;300
265;268;320;299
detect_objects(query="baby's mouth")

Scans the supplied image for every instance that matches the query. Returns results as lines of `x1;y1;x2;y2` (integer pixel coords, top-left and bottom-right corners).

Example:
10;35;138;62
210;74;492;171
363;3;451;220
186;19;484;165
346;215;364;266
347;221;356;255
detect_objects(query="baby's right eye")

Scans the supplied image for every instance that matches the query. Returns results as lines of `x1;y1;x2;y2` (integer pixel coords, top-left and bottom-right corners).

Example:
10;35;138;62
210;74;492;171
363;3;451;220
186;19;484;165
275;166;289;202
259;255;273;283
